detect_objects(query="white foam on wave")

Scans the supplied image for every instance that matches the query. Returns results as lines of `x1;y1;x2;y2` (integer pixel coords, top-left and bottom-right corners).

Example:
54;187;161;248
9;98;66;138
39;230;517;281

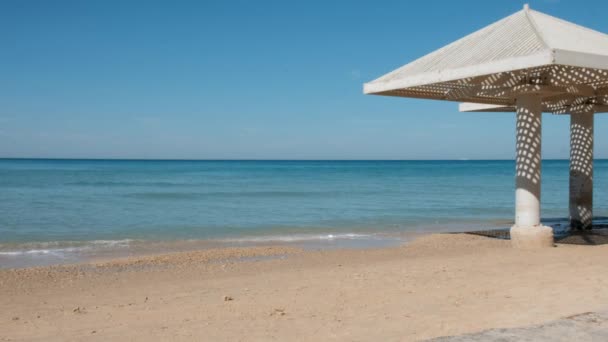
216;233;377;243
0;239;133;257
0;247;84;256
88;239;133;247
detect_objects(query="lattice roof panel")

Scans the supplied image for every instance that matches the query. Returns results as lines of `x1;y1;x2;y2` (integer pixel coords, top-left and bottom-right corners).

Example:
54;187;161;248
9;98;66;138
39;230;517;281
364;5;608;114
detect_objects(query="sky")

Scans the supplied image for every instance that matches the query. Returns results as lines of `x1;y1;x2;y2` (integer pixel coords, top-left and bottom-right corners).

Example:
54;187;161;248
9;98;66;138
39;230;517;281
1;0;608;160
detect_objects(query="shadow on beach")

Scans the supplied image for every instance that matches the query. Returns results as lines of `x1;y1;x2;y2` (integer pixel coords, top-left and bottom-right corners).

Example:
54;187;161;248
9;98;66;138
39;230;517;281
460;216;608;246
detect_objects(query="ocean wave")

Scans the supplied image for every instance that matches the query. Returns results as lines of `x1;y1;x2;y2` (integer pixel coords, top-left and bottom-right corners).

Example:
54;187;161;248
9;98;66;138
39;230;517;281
125;190;387;200
216;233;380;243
0;239;133;257
0;247;85;256
66;181;187;187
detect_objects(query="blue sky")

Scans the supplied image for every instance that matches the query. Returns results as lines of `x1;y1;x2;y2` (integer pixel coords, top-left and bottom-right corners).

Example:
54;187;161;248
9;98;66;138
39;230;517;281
1;0;607;159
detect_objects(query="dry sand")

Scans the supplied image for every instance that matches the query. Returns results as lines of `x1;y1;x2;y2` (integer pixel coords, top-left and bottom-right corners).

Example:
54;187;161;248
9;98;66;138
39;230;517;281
1;234;608;341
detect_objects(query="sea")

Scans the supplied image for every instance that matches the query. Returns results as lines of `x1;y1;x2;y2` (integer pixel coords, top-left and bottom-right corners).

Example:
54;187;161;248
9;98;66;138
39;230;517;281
2;159;607;268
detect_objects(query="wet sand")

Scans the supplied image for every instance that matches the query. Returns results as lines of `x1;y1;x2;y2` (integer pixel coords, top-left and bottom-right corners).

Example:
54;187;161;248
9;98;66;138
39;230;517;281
2;234;608;341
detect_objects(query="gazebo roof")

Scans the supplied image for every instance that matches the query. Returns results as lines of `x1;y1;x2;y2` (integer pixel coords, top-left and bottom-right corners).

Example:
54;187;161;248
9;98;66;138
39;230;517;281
364;5;608;114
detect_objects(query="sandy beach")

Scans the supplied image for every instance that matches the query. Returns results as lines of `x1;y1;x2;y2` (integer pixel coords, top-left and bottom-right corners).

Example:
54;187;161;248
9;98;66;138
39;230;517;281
1;233;607;341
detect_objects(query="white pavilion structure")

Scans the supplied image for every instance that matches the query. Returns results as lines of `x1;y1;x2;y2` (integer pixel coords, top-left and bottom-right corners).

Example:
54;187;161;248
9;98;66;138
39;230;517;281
364;4;608;248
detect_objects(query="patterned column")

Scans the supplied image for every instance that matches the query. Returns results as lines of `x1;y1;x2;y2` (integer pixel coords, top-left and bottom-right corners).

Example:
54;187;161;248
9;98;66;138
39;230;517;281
569;106;594;230
514;95;542;228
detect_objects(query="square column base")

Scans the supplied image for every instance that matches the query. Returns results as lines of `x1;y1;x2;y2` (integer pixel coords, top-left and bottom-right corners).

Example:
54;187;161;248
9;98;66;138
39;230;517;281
510;225;554;249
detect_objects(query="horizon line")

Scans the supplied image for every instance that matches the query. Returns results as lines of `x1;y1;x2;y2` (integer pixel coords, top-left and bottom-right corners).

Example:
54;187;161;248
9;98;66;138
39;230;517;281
0;157;600;162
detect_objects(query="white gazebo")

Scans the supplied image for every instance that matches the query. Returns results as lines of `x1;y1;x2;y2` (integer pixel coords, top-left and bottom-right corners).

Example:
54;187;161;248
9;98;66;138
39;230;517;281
364;4;608;248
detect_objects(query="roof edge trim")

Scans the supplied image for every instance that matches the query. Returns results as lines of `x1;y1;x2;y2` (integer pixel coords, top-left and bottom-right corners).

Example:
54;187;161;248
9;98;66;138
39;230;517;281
459;103;514;112
553;49;608;71
363;51;554;95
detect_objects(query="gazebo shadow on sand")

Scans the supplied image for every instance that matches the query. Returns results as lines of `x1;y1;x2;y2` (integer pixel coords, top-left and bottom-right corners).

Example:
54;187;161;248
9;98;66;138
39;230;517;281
462;217;608;246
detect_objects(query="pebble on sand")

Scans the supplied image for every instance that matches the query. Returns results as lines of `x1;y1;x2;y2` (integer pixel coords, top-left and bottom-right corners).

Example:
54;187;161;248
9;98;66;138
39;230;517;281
271;308;286;316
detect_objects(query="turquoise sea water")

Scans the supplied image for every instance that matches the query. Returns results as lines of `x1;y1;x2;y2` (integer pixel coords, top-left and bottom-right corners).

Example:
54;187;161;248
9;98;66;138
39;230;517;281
1;159;608;267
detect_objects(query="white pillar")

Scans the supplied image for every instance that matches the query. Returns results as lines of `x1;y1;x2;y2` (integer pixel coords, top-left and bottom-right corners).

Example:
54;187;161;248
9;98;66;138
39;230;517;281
569;107;594;230
510;95;553;248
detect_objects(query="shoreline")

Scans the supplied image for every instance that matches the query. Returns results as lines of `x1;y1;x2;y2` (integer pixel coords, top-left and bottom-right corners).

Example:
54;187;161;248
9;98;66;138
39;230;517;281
0;230;432;270
2;233;608;341
0;214;597;270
